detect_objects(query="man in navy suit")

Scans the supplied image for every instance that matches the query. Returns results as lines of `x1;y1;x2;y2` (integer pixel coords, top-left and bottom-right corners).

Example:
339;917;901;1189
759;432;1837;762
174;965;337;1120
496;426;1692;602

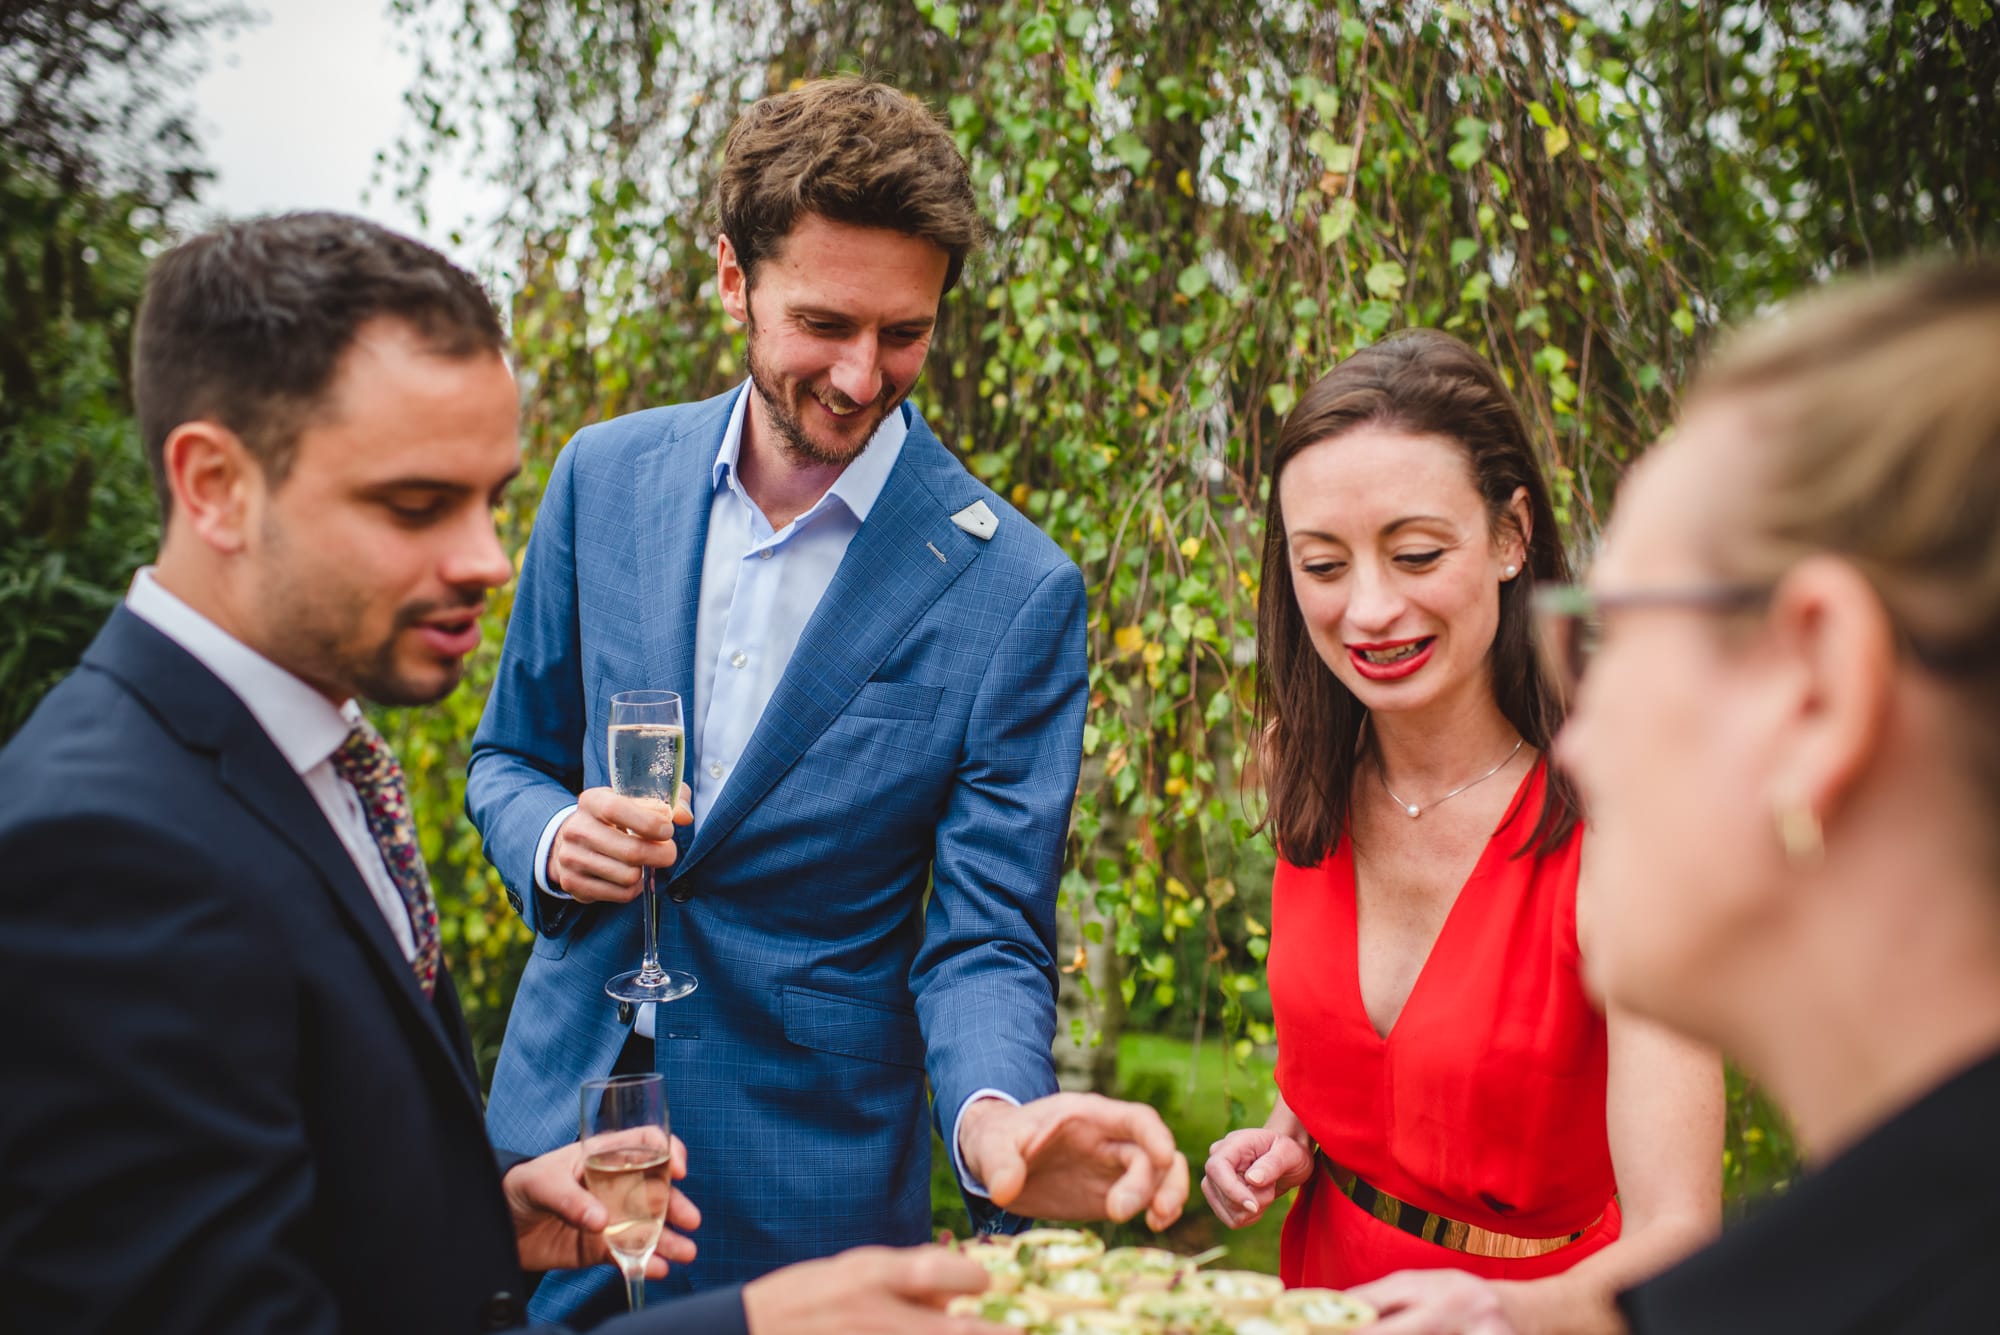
471;77;1185;1322
0;212;1040;1334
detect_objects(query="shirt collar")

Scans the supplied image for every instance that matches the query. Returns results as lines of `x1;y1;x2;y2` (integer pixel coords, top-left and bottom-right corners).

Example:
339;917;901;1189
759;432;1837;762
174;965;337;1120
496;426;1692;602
710;381;908;525
124;567;360;775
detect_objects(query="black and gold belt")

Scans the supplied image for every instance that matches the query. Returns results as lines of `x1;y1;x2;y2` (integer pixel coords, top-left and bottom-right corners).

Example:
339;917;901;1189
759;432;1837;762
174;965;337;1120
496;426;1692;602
1316;1150;1600;1260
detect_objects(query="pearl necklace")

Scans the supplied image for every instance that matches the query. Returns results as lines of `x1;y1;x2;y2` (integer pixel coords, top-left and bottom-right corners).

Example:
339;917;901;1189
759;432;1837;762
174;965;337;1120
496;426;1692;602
1376;734;1526;819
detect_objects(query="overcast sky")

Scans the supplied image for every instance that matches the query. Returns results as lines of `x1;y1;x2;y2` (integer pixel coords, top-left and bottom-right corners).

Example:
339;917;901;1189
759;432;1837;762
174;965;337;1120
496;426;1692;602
190;1;498;264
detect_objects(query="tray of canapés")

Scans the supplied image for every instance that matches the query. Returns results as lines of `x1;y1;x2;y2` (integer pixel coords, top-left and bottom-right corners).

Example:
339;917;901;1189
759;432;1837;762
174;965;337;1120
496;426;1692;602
944;1228;1378;1333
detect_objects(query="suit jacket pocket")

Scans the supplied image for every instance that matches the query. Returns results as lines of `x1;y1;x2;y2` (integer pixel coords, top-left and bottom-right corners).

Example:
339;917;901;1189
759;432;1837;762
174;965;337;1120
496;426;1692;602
781;985;926;1070
842;680;944;722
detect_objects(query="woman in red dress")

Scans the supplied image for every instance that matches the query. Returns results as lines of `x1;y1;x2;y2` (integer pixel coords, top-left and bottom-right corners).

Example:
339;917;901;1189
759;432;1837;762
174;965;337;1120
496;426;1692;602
1201;331;1723;1332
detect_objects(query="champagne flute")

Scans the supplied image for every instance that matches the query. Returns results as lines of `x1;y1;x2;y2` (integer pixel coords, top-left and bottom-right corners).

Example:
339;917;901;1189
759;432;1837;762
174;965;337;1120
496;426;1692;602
604;690;698;1005
580;1073;674;1312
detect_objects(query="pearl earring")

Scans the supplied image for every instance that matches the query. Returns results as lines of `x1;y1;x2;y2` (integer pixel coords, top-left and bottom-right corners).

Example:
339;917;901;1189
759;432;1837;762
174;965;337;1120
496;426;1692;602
1503;564;1518;578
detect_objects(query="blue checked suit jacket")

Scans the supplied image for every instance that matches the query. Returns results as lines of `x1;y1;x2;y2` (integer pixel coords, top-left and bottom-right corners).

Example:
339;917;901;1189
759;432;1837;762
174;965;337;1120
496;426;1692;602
469;390;1085;1319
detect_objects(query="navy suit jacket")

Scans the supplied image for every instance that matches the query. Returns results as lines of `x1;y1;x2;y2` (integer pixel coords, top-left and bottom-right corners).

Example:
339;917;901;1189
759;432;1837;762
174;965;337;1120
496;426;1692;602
0;609;746;1335
470;391;1086;1318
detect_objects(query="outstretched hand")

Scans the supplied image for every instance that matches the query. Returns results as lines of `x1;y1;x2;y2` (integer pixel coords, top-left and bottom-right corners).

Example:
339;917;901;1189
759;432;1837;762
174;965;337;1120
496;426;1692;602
502;1138;701;1276
957;1092;1189;1231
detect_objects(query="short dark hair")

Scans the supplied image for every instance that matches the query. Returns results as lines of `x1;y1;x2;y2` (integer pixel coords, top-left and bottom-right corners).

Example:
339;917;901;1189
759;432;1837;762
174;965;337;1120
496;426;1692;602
1256;329;1580;866
713;77;984;294
133;212;505;520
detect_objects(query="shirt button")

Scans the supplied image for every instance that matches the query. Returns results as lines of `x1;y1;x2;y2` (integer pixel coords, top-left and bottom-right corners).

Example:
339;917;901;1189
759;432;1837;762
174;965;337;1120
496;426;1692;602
709;761;724;779
730;650;748;669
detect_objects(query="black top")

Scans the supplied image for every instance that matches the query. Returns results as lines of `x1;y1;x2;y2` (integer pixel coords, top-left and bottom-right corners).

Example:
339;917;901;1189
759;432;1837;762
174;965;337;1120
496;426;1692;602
1620;1045;2000;1334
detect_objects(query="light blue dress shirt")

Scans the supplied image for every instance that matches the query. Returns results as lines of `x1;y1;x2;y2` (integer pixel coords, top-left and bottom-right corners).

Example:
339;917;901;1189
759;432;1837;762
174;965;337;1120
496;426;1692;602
534;383;903;1042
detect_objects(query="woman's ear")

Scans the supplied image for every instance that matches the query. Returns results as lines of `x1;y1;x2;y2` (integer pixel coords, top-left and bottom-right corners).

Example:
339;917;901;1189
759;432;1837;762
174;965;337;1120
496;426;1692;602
1500;484;1532;575
1764;554;1898;829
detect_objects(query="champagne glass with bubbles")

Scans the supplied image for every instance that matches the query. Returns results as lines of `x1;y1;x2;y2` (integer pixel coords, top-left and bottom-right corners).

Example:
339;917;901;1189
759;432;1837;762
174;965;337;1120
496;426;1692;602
580;1073;674;1312
605;690;698;1006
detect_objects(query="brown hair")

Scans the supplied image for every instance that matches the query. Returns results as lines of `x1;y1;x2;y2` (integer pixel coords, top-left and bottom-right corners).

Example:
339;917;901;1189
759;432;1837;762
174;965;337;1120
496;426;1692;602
1691;261;2000;811
134;212;504;522
1255;329;1579;867
713;76;984;293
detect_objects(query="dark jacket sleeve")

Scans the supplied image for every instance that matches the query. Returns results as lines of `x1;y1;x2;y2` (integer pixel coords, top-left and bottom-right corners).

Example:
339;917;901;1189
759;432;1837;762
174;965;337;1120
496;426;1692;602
588;1284;749;1335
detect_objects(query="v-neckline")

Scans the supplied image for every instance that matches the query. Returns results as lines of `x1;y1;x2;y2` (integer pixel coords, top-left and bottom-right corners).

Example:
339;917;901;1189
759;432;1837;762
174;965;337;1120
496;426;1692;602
1344;759;1543;1044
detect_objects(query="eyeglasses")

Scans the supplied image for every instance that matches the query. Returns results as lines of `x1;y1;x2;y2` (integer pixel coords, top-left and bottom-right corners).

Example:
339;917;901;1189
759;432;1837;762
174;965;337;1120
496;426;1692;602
1533;582;1771;694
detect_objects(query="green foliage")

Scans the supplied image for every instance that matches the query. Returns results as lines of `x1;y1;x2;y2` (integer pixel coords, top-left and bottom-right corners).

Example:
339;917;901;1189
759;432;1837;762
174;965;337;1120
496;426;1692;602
0;169;164;736
8;0;1988;1209
0;0;238;737
383;0;1996;1185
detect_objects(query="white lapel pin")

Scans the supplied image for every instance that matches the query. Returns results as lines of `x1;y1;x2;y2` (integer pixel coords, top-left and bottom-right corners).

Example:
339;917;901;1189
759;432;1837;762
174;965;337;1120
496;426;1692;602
950;500;998;541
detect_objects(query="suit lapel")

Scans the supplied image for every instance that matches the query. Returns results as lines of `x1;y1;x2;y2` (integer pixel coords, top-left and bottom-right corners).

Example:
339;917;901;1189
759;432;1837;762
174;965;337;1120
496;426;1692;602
632;391;733;835
217;736;482;1100
675;411;986;878
86;610;484;1112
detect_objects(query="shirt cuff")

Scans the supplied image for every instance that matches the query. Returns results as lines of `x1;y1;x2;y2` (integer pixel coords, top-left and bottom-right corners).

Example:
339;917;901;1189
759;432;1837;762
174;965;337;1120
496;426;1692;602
533;803;580;898
951;1088;1022;1199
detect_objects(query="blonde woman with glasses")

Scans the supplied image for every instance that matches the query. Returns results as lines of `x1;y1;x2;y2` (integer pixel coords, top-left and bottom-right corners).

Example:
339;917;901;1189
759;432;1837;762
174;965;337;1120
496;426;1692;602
1546;263;2000;1331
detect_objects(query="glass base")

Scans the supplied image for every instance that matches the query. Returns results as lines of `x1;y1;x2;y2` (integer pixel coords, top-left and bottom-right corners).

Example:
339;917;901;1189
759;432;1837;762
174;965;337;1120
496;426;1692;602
605;968;699;1005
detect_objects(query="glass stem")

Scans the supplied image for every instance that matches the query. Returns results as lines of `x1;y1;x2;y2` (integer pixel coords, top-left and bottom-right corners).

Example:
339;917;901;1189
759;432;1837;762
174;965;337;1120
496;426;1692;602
636;868;664;985
621;1259;647;1312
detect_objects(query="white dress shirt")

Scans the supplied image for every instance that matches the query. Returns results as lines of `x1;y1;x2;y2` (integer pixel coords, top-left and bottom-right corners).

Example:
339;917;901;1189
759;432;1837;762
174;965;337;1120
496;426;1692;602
124;568;417;960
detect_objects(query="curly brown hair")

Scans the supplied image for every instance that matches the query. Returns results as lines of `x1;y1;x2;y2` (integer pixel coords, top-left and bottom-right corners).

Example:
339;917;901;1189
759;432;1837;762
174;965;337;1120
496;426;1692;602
714;76;984;294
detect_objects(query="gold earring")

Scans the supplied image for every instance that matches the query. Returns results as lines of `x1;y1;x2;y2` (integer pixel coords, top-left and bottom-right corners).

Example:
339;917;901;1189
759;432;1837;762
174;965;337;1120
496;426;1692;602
1774;800;1824;866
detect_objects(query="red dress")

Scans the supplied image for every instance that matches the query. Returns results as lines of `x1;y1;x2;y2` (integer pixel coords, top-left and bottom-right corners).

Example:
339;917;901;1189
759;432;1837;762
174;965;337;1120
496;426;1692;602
1269;762;1621;1286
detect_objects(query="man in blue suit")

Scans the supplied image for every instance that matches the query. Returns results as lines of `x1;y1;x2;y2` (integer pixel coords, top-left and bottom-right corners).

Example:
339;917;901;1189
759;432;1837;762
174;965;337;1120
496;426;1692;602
472;77;1185;1321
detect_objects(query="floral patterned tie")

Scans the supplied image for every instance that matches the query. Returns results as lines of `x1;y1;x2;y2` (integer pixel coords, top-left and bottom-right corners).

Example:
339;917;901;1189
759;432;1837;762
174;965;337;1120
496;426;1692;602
330;718;442;997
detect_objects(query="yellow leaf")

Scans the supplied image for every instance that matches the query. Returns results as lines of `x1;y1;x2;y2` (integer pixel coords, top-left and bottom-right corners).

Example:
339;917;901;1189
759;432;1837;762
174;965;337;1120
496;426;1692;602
1114;625;1145;655
1108;63;1123;91
1176;168;1195;197
1011;482;1031;506
1238;569;1254;591
1164;778;1188;798
1165;875;1190;896
1544;126;1570;158
1244;915;1268;937
1142;641;1166;666
1180;536;1202;558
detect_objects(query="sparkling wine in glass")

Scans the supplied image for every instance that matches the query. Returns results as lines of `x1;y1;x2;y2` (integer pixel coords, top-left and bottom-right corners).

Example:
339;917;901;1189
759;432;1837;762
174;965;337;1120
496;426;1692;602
604;690;698;1006
580;1072;674;1312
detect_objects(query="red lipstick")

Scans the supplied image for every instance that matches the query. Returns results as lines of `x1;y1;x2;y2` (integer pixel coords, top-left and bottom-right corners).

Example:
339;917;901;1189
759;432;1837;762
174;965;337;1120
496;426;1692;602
1347;636;1436;681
